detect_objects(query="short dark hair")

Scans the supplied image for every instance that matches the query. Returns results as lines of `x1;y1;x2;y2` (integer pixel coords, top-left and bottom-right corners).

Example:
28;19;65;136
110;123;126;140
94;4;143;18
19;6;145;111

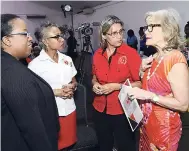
127;29;134;37
34;21;59;50
1;14;20;39
139;27;144;31
185;21;189;28
68;30;74;36
34;21;59;42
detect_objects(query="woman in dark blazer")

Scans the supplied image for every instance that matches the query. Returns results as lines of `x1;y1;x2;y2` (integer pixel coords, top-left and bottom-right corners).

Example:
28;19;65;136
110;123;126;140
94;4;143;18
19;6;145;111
1;14;60;151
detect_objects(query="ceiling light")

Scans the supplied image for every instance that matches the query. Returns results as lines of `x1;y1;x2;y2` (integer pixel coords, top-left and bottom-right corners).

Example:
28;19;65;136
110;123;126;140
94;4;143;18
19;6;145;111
63;4;72;12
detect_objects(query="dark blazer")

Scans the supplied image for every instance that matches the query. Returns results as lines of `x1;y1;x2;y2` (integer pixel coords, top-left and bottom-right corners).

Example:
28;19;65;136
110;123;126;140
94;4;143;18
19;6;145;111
1;50;60;151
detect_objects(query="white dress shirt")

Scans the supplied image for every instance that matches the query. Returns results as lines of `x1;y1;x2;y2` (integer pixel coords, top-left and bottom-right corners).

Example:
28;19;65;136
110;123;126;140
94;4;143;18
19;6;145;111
28;49;77;116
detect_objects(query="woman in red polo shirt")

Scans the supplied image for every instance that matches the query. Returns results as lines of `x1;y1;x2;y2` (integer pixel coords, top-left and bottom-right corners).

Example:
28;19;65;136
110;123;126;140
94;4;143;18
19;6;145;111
92;15;142;151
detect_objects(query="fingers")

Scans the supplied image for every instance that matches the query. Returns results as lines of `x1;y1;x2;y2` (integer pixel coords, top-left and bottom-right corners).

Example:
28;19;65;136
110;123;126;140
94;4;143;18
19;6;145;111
141;56;153;71
145;56;153;64
93;85;102;95
61;88;74;99
127;94;135;101
62;87;73;93
93;89;101;95
145;64;152;69
100;85;110;94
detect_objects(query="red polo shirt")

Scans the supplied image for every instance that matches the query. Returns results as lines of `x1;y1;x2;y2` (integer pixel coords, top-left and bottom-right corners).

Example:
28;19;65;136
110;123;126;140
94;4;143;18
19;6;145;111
92;43;141;115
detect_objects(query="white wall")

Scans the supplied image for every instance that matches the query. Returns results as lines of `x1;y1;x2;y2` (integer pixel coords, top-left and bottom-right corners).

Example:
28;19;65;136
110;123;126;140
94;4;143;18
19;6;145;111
1;1;70;41
73;1;189;51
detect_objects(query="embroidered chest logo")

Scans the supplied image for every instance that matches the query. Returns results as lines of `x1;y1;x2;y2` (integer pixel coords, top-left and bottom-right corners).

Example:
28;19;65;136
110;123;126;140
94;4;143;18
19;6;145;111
118;56;127;64
64;60;69;65
63;60;72;67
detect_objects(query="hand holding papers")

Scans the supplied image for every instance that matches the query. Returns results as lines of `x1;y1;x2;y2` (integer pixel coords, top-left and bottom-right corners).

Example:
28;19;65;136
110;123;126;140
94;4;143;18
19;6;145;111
118;79;143;132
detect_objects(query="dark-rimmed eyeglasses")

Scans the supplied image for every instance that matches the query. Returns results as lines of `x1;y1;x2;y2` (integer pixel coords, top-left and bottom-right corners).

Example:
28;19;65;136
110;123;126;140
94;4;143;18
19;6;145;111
106;29;125;38
48;34;64;40
143;24;161;32
8;32;31;37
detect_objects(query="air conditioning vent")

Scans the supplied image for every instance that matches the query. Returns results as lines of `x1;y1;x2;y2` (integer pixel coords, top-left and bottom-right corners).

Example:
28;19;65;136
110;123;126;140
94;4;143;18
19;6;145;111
26;15;46;19
77;8;95;15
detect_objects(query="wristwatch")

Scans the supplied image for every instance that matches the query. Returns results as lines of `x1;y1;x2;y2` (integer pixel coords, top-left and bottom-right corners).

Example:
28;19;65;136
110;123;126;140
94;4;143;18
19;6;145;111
152;94;160;104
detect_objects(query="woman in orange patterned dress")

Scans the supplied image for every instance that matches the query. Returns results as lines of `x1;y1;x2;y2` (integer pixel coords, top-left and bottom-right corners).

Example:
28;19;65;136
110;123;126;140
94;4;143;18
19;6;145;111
125;9;189;151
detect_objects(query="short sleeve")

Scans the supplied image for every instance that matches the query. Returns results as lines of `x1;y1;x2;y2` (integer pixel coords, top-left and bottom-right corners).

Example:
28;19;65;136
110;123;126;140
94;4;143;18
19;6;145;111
92;62;96;75
92;52;98;76
164;50;188;75
69;58;77;78
71;62;77;77
127;48;142;81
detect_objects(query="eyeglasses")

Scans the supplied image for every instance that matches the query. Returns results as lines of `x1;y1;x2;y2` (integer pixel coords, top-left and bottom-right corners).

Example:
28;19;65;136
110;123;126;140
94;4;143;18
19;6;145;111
8;32;31;37
48;34;64;40
106;29;125;38
143;24;161;32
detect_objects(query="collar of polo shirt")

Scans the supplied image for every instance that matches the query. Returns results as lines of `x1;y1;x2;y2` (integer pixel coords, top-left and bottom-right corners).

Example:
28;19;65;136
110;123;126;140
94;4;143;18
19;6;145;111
39;49;65;62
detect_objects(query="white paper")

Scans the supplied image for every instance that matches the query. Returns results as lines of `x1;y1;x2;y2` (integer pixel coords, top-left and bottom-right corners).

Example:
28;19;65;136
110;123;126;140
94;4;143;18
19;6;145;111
118;79;143;132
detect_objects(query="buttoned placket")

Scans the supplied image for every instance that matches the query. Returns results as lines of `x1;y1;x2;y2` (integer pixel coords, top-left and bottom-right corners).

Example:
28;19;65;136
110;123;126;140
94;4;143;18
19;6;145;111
102;50;117;113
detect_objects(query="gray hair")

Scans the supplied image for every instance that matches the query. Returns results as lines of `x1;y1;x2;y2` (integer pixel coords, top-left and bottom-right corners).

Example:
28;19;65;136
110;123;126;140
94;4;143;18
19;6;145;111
145;8;184;51
99;15;124;49
34;21;59;50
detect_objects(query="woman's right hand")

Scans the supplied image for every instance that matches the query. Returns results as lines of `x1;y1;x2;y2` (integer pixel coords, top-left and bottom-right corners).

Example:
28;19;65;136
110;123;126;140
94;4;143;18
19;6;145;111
139;55;154;78
62;86;74;99
140;55;154;72
93;82;103;95
54;87;73;99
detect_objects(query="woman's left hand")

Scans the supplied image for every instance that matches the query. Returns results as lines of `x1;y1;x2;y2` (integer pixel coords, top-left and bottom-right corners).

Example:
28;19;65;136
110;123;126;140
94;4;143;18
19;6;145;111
101;83;117;95
126;87;153;100
67;82;77;91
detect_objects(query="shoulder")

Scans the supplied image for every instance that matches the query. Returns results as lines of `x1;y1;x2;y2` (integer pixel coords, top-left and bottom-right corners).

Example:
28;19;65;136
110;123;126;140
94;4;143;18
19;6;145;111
134;35;137;40
28;56;41;70
2;60;34;89
119;43;139;56
59;52;73;63
164;50;187;74
165;50;187;64
93;48;103;58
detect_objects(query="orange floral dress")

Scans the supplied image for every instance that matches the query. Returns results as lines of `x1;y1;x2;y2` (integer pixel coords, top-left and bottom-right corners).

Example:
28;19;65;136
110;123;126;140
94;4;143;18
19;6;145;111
139;50;188;151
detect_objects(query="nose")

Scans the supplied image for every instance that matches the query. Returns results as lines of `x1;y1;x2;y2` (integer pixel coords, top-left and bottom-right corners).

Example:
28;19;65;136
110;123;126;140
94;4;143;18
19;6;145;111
60;37;64;43
28;35;33;41
144;29;149;36
117;33;122;39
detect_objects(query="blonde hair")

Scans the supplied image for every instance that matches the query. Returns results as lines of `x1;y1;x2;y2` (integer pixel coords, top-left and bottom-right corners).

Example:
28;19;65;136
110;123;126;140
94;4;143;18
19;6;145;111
99;15;124;49
145;8;184;51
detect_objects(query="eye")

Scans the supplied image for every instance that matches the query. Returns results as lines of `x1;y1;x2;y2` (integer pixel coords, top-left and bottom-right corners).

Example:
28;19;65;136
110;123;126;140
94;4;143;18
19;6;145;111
112;32;117;36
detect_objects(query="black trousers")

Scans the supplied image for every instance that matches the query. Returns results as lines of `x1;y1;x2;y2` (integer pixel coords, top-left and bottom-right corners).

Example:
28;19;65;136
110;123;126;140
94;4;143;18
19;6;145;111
93;110;136;151
178;112;189;151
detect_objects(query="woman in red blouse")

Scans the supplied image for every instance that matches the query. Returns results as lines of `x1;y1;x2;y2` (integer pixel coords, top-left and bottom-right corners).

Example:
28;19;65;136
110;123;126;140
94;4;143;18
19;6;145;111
92;15;142;151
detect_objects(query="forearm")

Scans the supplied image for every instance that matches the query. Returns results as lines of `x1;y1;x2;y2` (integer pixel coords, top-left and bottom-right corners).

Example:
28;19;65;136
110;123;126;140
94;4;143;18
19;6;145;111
92;75;99;86
71;77;78;88
53;89;61;97
146;92;188;112
156;95;188;112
